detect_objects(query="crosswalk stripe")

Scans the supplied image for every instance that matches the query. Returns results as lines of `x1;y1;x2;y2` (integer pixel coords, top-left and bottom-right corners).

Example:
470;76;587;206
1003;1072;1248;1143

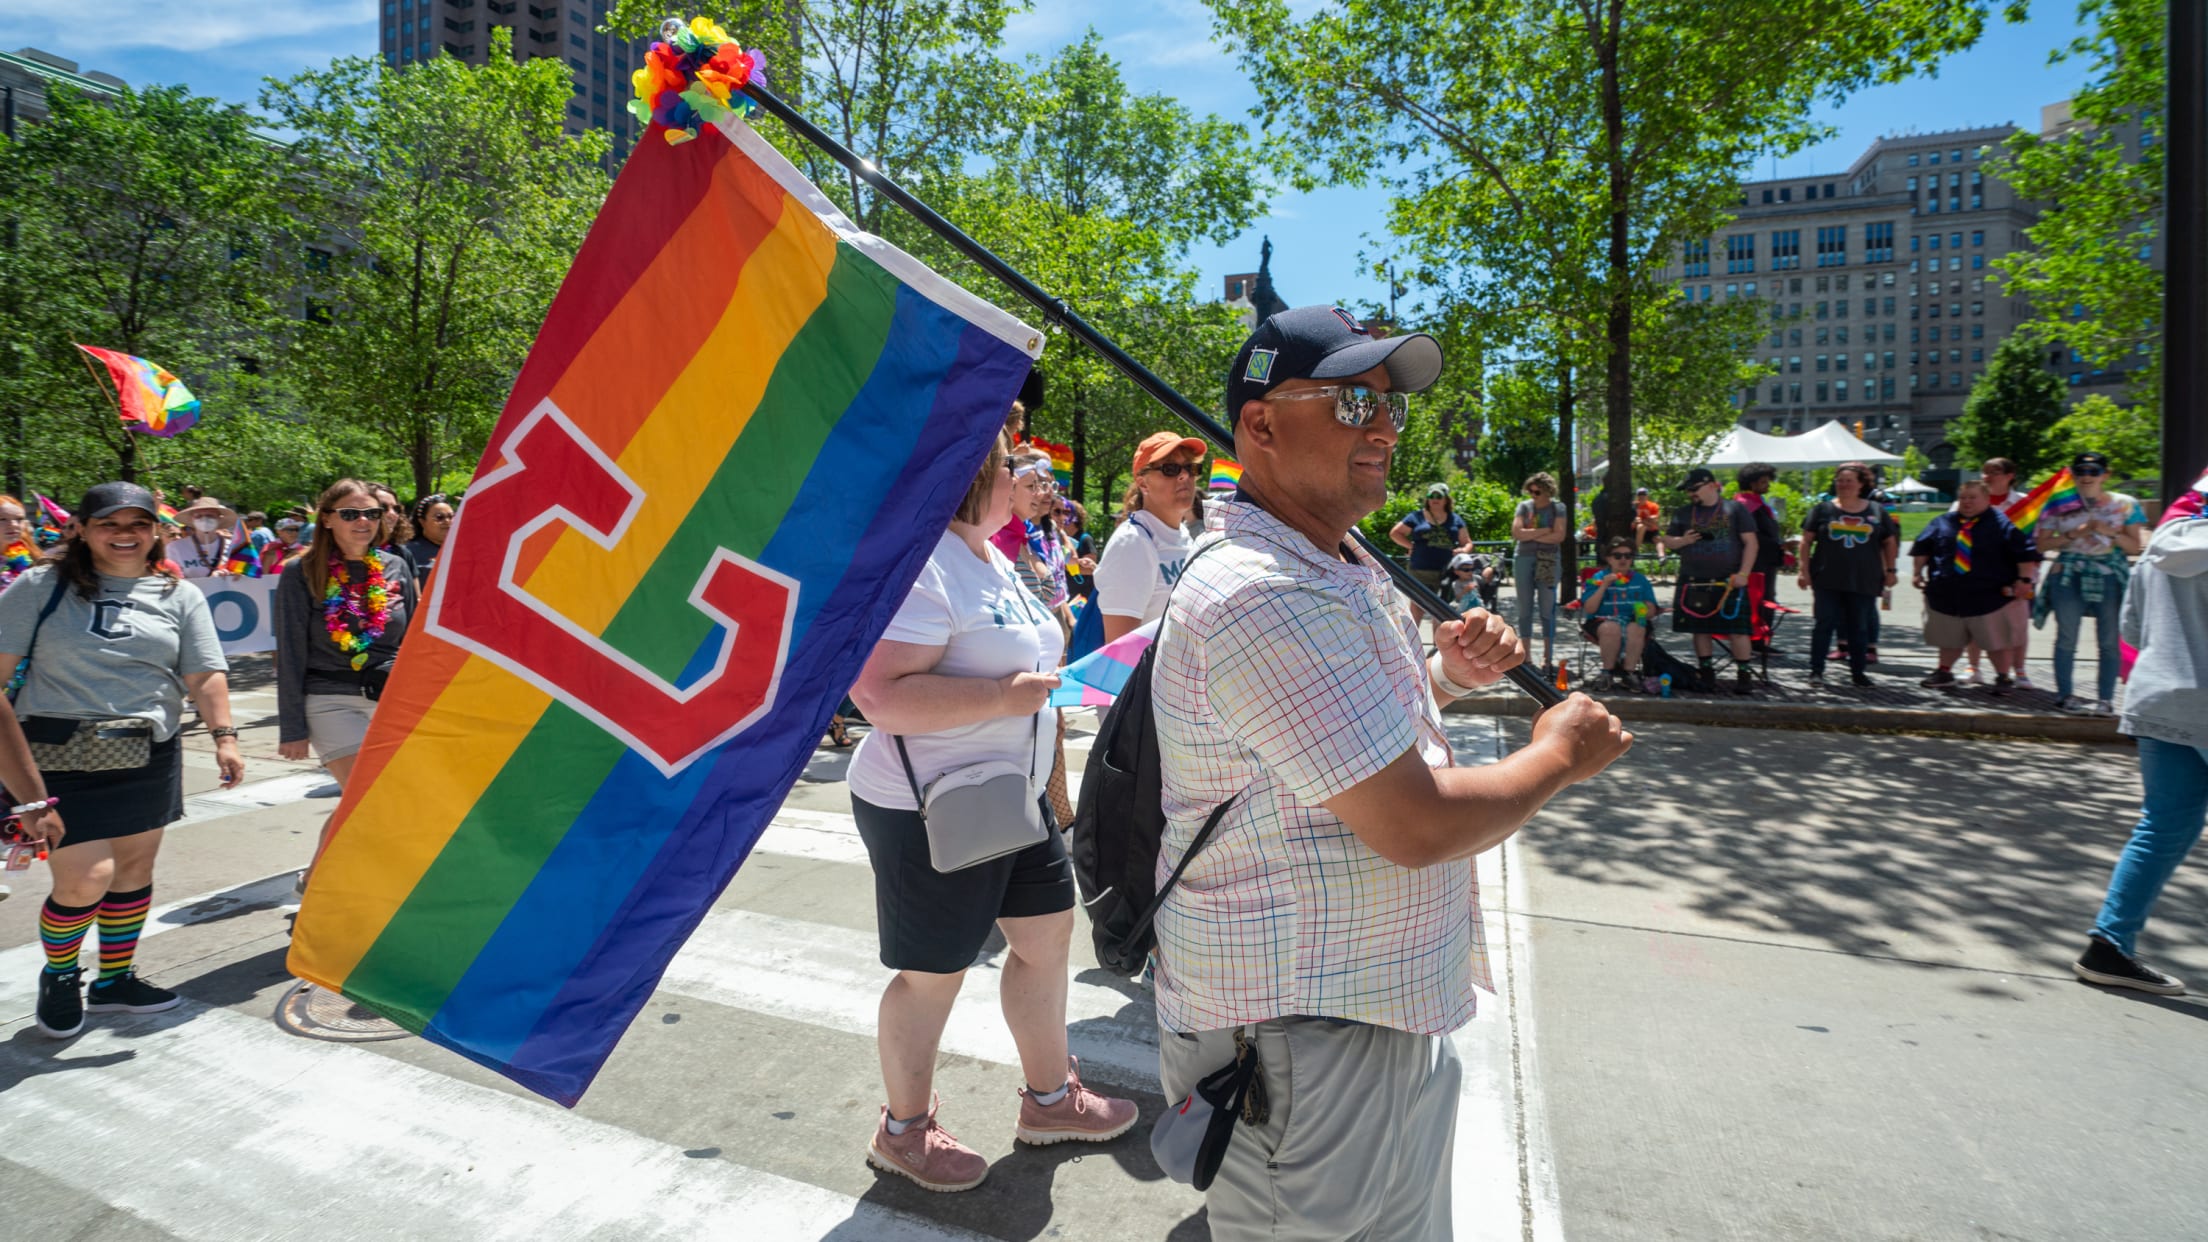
173;769;336;828
659;906;1164;1090
0;999;992;1242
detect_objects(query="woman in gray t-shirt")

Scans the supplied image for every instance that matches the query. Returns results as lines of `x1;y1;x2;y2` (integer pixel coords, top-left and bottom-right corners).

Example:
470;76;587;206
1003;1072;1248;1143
1510;472;1568;669
0;481;242;1039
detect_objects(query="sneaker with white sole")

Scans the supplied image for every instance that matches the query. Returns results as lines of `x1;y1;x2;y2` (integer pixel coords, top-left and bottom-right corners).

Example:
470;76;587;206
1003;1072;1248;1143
36;967;84;1038
1963;667;1982;685
1016;1056;1138;1146
867;1097;987;1193
2074;937;2185;995
85;969;181;1014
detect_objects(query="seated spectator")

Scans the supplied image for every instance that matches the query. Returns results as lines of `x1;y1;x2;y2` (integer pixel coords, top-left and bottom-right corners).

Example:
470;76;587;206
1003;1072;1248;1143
1577;538;1658;692
1444;550;1499;613
1910;482;2039;692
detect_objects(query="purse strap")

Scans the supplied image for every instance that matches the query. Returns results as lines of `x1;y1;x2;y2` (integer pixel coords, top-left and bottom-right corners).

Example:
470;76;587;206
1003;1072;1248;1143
893;708;1039;823
10;571;70;692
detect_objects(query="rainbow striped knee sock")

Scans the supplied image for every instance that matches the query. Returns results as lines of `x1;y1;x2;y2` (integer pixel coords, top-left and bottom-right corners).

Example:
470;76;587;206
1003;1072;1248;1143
39;897;98;974
96;886;153;982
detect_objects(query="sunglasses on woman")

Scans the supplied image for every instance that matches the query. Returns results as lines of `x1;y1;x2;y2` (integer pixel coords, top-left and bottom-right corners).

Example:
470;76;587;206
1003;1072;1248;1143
331;507;383;523
1268;383;1410;432
2074;466;2107;477
1143;461;1205;479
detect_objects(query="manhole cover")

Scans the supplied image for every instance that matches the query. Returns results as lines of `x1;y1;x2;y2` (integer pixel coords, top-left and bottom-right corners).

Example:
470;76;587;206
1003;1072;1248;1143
273;980;412;1042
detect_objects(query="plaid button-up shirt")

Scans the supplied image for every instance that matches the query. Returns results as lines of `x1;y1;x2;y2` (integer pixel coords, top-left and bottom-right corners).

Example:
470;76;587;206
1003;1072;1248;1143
1151;498;1492;1037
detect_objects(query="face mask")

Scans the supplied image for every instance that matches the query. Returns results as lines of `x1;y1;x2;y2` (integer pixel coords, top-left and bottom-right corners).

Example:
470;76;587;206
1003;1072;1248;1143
193;517;221;533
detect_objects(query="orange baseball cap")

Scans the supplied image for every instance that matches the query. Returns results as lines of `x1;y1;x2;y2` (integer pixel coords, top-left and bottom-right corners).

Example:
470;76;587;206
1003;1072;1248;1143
1133;431;1207;474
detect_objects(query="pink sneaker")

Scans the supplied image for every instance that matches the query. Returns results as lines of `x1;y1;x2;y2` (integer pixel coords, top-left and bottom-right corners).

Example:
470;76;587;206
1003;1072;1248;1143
1015;1057;1137;1146
867;1097;988;1193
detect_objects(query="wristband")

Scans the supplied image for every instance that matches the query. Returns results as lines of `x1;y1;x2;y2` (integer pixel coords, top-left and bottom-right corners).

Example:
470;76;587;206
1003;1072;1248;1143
209;726;239;740
10;796;58;816
1428;653;1480;700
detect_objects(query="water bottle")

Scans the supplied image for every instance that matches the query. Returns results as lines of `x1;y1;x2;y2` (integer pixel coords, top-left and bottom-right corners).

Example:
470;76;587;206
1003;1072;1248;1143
1659;673;1673;698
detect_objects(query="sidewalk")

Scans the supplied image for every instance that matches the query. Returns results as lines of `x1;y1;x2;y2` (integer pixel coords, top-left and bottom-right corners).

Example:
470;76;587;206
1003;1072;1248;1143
1446;585;2131;742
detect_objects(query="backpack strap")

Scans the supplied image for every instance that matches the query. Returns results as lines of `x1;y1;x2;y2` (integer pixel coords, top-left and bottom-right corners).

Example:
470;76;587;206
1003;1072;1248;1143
17;569;68;667
1122;790;1239;949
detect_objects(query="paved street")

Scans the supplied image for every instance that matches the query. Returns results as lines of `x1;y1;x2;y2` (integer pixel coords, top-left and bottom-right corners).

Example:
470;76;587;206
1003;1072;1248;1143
3;657;2202;1240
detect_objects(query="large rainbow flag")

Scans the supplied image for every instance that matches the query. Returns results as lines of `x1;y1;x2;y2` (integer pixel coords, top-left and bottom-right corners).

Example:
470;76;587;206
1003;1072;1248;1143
74;344;200;437
287;88;1040;1105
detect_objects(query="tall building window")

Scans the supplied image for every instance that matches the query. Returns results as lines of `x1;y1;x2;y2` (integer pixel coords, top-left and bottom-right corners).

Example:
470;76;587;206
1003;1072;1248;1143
1864;222;1894;263
1836;380;1848;401
1683;239;1709;277
1928;150;1941;165
1816;382;1830;402
1865;298;1876;316
1883;296;1895;315
1726;283;1739;298
1744;282;1758;297
1816;226;1847;266
1726;234;1756;274
1906;176;1918;192
1883;378;1896;399
1908;153;1920;167
1771;230;1801;269
1790;383;1803;403
1816;301;1828;320
1883;351;1895;370
1769;384;1783;403
1789;356;1802;373
1816;354;1829;372
1929;372;1942;388
1972;323;1984;339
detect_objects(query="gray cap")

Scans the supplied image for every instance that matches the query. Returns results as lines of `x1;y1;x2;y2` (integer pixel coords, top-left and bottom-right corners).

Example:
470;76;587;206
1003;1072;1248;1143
76;482;159;521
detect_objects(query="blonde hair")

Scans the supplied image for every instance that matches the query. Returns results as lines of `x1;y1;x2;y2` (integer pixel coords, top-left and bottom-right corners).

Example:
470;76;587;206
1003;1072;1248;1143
953;431;1013;526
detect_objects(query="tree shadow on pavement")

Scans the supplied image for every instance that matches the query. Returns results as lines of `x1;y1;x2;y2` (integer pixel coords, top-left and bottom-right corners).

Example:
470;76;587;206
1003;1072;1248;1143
1505;720;2208;979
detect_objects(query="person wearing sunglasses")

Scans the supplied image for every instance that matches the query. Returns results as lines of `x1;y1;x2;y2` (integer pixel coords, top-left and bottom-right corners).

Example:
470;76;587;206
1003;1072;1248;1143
1152;305;1631;1241
1093;430;1205;644
273;480;422;880
405;494;455;581
2034;451;2147;713
1578;537;1659;691
366;483;421;586
1511;472;1569;673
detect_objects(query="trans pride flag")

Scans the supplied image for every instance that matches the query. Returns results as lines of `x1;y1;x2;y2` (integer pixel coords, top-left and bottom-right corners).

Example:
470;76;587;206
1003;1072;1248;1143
288;103;1040;1105
1049;620;1157;708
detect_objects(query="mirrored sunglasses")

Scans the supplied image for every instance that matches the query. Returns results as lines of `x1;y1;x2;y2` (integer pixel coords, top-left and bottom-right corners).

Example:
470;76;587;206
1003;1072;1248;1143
1270;383;1409;432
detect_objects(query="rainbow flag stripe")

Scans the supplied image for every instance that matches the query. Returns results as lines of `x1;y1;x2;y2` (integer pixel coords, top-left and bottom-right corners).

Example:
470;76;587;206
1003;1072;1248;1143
1210;457;1243;491
2004;467;2078;534
1034;437;1074;487
287;113;1039;1105
74;345;200;437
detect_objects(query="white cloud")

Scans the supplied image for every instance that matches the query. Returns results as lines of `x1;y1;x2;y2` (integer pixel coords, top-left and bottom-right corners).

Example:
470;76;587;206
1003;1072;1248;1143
0;0;374;55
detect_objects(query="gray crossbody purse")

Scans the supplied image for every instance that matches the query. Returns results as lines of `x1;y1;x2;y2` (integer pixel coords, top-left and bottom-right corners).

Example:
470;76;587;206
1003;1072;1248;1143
894;706;1045;873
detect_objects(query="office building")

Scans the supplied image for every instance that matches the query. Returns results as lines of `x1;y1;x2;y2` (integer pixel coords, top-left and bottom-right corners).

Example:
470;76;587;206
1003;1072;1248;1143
380;0;648;162
1;47;125;133
1673;112;2145;468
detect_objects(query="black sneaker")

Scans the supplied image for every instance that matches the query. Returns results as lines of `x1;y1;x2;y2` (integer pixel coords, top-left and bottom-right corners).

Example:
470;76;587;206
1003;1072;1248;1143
85;969;181;1014
2073;937;2185;996
1850;672;1873;688
1991;673;2014;696
1806;671;1825;686
1920;669;1957;689
1735;668;1756;695
36;967;85;1038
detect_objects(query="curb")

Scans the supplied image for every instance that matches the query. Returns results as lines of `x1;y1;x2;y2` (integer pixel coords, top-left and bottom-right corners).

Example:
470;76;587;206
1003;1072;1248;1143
1442;691;2132;744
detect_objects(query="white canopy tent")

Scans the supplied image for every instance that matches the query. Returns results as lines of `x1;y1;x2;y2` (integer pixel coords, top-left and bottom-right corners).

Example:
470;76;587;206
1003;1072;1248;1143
1889;475;1943;498
1703;421;1902;469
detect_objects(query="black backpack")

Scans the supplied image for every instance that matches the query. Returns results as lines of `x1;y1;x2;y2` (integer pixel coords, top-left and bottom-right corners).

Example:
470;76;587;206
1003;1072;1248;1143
1069;539;1236;977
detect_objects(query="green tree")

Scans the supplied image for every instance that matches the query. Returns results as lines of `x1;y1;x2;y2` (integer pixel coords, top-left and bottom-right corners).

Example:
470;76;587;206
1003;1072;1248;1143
1902;443;1931;480
0;83;311;491
1990;0;2164;413
262;33;612;498
1950;333;2064;477
1472;362;1562;492
2048;393;2159;482
1206;0;1999;545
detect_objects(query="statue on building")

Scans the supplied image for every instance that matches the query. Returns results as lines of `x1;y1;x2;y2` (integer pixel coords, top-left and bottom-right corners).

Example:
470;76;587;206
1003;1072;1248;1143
1249;236;1289;321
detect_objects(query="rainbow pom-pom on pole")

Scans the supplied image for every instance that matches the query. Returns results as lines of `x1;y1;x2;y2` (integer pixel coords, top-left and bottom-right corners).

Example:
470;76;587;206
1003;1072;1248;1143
627;17;765;145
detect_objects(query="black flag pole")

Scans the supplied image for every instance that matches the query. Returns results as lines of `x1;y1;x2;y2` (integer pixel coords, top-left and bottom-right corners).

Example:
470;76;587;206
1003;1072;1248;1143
739;80;1564;710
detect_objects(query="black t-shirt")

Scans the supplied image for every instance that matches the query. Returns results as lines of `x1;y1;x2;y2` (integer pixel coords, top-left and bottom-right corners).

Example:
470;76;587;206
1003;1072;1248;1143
1667;499;1755;581
1802;499;1891;596
1909;509;2037;617
1740;495;1784;573
1402;509;1467;570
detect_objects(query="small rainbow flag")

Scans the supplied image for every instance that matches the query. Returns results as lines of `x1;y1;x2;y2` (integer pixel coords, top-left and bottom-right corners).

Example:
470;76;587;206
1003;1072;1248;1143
2004;468;2079;535
223;542;262;578
156;503;180;526
74;345;200;437
1210;456;1243;491
1049;619;1157;707
1036;438;1074;488
288;55;1039;1106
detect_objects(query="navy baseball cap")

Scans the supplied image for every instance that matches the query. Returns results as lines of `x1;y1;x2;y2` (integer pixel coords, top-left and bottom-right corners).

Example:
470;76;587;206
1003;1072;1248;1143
77;482;159;521
1226;305;1444;426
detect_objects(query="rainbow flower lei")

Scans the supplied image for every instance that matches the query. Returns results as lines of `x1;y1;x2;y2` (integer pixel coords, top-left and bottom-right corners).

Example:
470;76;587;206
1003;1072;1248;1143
324;558;392;672
1;540;31;587
628;16;765;146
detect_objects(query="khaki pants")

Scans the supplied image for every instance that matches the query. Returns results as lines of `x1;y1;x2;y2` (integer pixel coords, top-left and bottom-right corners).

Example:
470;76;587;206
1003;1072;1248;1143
1158;1016;1461;1241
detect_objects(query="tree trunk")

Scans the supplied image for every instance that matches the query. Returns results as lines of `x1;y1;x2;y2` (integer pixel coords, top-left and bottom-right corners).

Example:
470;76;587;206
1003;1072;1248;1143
412;427;435;501
1599;0;1634;545
117;434;136;484
1555;351;1578;586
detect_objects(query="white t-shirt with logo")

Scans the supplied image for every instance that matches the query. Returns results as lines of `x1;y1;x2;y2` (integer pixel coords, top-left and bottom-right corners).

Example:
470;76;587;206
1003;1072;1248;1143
169;528;234;578
847;531;1065;812
1094;509;1191;624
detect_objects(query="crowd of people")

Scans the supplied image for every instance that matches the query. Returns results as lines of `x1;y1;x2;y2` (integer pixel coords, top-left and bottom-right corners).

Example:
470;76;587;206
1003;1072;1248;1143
0;300;2199;1241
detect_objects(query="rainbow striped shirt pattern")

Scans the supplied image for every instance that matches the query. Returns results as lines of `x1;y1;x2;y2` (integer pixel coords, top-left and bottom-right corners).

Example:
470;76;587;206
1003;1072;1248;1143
287;113;1039;1105
1149;499;1491;1037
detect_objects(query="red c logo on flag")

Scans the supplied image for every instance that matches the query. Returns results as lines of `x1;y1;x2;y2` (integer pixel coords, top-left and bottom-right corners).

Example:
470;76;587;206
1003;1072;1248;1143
424;402;797;775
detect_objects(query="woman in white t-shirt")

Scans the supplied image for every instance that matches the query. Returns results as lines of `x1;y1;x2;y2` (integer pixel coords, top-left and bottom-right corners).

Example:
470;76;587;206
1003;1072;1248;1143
1093;430;1205;643
844;429;1135;1193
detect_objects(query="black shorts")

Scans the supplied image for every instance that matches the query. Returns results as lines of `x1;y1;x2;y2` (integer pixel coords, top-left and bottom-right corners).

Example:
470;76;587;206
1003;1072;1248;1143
851;794;1076;974
39;733;185;847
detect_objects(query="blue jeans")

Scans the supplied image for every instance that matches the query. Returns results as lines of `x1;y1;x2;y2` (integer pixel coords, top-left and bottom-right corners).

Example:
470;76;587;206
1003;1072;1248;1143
2091;737;2208;956
2049;569;2124;701
1809;589;1876;677
1513;553;1557;654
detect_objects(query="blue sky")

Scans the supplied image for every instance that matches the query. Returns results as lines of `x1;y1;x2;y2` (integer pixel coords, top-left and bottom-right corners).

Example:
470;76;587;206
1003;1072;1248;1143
2;1;2094;313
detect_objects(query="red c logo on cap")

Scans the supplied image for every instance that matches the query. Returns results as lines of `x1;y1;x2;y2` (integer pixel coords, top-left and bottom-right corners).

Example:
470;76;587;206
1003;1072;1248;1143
1331;307;1368;335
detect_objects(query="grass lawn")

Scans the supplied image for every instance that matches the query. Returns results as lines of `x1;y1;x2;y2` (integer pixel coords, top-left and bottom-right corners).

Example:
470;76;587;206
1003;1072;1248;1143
1892;509;1941;543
